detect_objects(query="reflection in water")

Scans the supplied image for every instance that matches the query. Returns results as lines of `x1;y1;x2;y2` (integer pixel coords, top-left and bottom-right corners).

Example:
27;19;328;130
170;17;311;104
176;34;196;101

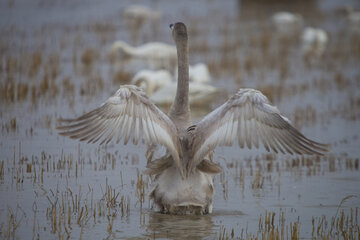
143;211;215;239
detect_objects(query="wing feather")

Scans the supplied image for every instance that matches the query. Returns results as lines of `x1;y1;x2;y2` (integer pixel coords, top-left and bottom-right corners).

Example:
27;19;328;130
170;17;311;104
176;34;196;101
57;85;183;177
189;88;330;172
252;119;260;149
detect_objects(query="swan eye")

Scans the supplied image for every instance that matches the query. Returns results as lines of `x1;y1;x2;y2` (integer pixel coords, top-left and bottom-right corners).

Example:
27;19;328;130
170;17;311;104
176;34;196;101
169;24;174;30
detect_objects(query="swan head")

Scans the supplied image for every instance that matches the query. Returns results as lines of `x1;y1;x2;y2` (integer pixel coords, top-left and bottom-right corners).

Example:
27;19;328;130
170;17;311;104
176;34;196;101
170;22;188;43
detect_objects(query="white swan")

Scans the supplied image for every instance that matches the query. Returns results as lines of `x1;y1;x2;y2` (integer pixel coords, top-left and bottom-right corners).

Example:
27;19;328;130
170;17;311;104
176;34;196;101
57;22;329;215
272;12;303;35
150;81;220;107
131;69;172;96
301;27;328;57
176;63;211;83
131;63;214;107
132;64;215;107
346;7;360;33
123;5;161;21
122;5;162;43
110;41;177;69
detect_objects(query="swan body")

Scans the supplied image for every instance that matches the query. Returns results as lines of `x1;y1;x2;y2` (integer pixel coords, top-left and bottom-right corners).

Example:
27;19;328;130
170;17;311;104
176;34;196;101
190;63;211;83
272;12;303;35
347;8;360;33
149;165;214;214
301;27;328;56
57;23;329;215
132;65;215;106
131;69;172;96
110;41;177;69
349;10;360;25
123;5;161;21
150;81;220;107
122;5;162;44
175;63;211;83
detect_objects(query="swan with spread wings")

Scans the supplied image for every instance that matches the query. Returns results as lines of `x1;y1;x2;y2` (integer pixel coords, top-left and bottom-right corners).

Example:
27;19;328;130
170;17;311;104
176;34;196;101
57;22;329;215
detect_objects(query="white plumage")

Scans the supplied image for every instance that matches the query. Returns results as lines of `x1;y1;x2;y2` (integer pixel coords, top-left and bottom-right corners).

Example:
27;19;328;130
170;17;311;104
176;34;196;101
132;64;217;107
110;41;177;69
301;27;328;57
131;69;173;96
272;12;303;35
122;5;162;44
150;81;220;107
175;63;211;83
347;7;360;33
57;85;184;177
123;5;161;21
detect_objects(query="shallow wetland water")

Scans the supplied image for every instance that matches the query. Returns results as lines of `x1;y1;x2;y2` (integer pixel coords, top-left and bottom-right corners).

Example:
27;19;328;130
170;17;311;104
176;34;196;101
1;0;360;239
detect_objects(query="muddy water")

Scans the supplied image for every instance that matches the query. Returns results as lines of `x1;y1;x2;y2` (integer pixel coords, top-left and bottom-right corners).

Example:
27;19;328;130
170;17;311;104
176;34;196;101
1;0;360;239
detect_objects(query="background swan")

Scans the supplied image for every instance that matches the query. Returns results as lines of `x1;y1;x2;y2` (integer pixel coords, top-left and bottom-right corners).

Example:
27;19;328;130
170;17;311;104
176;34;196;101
57;22;329;215
301;27;328;57
346;7;360;33
122;5;162;44
272;12;303;35
123;5;161;21
175;63;211;83
110;41;177;69
131;69;172;96
131;64;217;107
150;81;220;107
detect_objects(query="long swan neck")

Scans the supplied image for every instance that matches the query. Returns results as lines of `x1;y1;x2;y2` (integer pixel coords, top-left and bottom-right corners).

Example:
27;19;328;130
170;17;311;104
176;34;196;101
169;39;191;129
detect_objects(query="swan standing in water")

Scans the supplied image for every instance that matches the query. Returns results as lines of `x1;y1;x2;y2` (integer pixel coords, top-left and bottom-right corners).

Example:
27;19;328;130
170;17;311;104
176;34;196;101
122;5;162;44
110;41;177;69
131;66;218;107
150;81;220;108
272;12;303;36
344;6;360;33
301;27;328;57
131;64;218;107
175;62;211;83
123;5;161;22
131;69;173;96
57;22;329;215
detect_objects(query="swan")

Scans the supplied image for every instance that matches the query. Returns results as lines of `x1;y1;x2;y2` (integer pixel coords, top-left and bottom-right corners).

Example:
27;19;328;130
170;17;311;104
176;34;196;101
123;5;161;21
131;69;173;96
301;27;328;57
150;81;220;107
346;7;360;33
57;22;329;215
175;63;211;83
131;65;216;107
272;12;303;35
189;63;211;83
110;41;177;69
122;5;162;44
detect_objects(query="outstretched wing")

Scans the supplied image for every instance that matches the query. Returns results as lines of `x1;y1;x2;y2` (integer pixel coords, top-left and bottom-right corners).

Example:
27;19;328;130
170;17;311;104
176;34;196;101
188;88;329;172
56;85;184;177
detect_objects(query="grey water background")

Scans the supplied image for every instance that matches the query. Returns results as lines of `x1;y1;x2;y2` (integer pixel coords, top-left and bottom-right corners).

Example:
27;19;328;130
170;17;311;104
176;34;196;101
1;0;360;239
